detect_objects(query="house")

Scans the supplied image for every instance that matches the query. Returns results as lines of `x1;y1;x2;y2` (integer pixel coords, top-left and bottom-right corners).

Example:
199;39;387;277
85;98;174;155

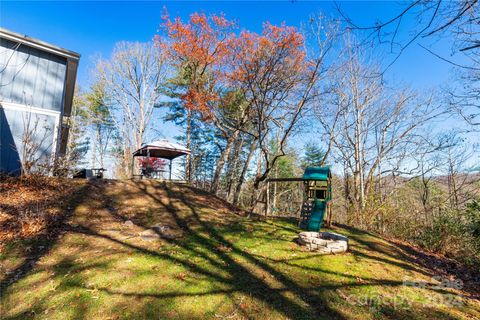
0;28;80;175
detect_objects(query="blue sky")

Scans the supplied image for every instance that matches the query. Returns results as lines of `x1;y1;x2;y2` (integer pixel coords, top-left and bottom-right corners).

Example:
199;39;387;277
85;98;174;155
1;1;475;173
1;1;460;90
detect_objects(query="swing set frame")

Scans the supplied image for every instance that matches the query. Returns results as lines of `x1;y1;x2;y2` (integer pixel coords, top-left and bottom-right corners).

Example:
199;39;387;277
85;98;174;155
265;167;333;228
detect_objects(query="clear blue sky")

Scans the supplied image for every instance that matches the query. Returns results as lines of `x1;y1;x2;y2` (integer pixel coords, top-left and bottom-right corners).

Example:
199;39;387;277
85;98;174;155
2;1;474;172
1;1;459;90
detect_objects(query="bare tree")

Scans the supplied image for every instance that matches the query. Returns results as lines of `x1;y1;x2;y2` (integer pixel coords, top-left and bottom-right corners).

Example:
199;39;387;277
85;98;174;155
96;42;168;177
20;113;54;176
55;87;90;175
209;93;251;194
315;40;444;224
337;1;480;70
447;65;480;129
338;1;480;128
83;80;115;169
438;132;478;210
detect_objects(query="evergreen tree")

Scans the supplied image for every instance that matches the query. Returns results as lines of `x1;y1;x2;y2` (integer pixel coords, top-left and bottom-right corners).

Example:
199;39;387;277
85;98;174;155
160;63;223;183
59;87;90;174
301;142;326;169
85;81;115;169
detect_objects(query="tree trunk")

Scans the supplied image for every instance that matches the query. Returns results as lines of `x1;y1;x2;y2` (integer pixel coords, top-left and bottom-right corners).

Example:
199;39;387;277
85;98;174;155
233;140;257;206
250;181;267;216
124;146;131;178
249;147;266;214
272;166;277;214
344;164;354;224
91;126;98;168
186;108;192;182
226;136;243;203
211;130;239;194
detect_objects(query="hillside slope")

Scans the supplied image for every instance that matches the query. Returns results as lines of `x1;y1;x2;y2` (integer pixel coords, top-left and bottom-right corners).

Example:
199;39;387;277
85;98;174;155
1;179;479;319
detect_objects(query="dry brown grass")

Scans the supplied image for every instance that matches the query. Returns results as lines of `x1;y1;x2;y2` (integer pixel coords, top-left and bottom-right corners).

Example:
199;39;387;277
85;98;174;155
0;175;84;249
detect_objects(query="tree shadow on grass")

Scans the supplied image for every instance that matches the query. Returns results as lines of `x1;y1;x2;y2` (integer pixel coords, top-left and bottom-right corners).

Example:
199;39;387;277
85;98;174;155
93;180;465;319
391;241;480;298
4;254;125;320
336;223;480;299
255;218;439;279
74;180;346;319
4;180;472;319
160;184;339;318
0;182;92;296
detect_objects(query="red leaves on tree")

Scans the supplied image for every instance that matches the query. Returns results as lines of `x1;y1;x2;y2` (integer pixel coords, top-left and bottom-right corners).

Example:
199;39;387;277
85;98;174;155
137;157;167;170
156;10;236;119
228;22;306;85
159;11;235;65
156;10;307;119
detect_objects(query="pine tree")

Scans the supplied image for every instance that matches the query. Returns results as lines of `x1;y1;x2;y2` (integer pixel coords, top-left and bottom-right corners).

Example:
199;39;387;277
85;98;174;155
301;142;326;169
64;88;90;168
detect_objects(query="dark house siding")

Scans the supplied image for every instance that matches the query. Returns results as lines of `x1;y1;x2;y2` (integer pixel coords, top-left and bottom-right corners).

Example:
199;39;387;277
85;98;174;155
0;29;79;175
0;38;67;112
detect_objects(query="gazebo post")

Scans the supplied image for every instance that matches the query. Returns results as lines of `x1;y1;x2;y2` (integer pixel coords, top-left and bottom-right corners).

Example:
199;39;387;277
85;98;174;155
131;155;135;179
147;148;151;179
169;159;172;180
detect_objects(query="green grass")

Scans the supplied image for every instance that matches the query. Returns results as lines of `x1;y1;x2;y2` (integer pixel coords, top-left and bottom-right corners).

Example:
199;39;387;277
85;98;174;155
1;180;479;319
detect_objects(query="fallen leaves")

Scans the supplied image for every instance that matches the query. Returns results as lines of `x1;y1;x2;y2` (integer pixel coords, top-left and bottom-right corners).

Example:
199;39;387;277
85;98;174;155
175;272;188;281
216;243;233;252
0;176;81;249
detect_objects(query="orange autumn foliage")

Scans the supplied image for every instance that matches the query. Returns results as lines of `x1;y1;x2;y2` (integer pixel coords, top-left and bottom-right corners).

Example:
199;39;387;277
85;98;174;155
155;11;236;119
228;22;306;86
156;11;307;119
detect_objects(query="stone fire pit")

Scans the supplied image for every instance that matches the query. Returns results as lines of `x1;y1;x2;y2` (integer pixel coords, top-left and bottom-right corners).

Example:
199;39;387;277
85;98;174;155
297;231;348;254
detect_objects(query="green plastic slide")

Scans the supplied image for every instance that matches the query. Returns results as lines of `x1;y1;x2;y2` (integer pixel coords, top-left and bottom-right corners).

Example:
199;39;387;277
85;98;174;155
307;199;326;232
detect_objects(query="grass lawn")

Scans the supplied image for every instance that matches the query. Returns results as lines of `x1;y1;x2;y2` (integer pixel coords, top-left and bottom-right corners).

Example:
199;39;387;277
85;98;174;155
1;180;479;319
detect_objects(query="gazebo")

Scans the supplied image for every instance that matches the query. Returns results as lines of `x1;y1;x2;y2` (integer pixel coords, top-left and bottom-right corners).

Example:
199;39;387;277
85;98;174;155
132;140;191;180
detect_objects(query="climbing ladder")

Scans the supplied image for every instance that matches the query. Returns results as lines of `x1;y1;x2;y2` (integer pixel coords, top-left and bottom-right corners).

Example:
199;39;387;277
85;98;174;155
298;201;313;229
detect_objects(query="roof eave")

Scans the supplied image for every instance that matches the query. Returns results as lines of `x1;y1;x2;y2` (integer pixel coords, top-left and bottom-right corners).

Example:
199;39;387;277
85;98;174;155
0;27;80;60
